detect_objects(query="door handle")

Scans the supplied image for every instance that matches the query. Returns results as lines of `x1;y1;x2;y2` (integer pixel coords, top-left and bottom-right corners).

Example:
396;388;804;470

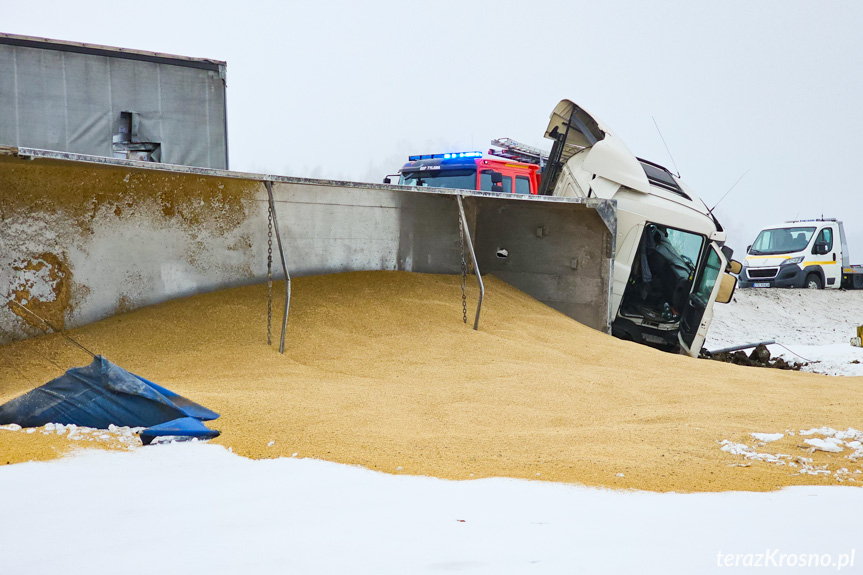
833;253;836;262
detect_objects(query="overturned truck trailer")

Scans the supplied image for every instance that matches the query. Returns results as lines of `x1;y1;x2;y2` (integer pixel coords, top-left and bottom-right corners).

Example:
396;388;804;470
0;147;616;344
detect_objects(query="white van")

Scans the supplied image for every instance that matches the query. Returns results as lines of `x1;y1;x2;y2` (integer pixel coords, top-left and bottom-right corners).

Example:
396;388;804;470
740;219;846;289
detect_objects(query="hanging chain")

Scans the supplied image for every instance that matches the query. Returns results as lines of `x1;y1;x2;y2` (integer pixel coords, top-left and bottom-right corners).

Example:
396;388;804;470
267;205;273;346
458;212;467;324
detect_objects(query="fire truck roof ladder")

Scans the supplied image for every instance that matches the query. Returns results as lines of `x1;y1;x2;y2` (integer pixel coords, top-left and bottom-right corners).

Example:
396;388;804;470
488;138;549;167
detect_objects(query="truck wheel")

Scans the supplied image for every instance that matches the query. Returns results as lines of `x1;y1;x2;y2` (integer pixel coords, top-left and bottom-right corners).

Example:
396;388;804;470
805;274;823;289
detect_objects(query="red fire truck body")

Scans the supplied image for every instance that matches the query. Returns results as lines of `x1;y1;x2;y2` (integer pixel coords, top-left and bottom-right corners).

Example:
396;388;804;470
394;139;546;195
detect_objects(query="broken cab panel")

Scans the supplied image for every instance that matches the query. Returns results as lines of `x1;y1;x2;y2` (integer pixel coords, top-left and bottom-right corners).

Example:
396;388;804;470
678;244;728;355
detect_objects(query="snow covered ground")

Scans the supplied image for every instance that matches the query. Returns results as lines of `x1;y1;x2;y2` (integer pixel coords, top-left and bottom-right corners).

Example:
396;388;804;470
707;287;863;375
1;442;861;574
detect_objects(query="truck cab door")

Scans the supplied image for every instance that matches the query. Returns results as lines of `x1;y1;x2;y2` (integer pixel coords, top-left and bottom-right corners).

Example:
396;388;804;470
678;244;727;357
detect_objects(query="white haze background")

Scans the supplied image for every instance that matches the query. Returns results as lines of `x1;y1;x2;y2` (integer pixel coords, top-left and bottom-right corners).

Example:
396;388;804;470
6;0;863;258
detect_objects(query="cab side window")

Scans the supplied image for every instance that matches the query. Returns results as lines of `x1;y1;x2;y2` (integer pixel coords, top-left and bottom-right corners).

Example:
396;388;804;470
480;170;494;191
813;228;833;254
515;175;531;195
480;169;513;193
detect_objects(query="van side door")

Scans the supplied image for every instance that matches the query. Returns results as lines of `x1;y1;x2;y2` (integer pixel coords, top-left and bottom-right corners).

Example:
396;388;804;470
813;226;841;288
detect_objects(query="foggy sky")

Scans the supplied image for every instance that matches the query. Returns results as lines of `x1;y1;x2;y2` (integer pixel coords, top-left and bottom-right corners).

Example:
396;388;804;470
5;0;863;258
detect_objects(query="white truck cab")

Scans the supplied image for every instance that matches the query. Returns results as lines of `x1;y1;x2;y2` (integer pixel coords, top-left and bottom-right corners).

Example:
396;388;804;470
541;100;740;357
741;219;849;289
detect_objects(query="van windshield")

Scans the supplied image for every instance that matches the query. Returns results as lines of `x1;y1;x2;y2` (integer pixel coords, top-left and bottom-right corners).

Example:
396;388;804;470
399;169;477;190
750;227;815;255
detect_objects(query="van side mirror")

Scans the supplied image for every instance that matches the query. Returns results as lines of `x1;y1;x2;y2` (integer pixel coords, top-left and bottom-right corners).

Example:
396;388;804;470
746;245;752;254
813;241;828;255
716;273;738;304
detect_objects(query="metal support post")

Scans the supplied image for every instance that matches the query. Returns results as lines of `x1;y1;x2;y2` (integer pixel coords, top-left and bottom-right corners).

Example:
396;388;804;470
456;195;484;330
265;181;291;353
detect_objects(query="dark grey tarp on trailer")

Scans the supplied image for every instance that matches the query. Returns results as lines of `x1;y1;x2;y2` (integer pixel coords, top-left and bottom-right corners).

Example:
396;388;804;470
0;34;228;169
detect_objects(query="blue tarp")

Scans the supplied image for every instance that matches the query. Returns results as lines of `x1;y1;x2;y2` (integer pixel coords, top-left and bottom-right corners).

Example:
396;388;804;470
139;417;221;445
0;356;219;443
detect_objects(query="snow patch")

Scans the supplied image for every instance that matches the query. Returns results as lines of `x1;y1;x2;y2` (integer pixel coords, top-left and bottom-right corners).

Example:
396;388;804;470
719;440;789;464
2;422;146;449
804;438;845;453
750;432;784;443
721;427;863;479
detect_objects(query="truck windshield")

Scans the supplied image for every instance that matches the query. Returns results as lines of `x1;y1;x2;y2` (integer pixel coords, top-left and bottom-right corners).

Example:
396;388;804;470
399;169;476;190
666;228;704;269
750;227;815;255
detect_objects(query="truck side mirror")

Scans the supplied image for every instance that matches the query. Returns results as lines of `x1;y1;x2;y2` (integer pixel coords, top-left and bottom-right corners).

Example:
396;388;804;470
491;171;503;192
383;177;391;184
813;241;828;255
716;273;738;304
727;260;742;275
746;245;752;254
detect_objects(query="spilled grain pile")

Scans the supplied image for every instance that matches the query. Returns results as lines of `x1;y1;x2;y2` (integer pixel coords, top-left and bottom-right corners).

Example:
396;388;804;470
2;271;863;492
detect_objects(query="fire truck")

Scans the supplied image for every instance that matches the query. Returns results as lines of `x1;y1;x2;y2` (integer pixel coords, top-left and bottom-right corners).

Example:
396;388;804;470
386;138;545;194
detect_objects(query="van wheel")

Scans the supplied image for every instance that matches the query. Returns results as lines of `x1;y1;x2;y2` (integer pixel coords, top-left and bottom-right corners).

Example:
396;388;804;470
805;274;823;289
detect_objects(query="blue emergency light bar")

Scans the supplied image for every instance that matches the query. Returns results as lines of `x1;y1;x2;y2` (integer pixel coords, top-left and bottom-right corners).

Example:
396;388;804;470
408;151;483;161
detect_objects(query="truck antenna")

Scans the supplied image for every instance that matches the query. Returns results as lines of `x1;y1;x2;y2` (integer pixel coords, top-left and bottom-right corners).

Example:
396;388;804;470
709;169;750;214
652;116;680;177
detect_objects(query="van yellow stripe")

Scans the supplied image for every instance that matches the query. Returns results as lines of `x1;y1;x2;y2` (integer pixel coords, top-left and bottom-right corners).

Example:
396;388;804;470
744;256;838;265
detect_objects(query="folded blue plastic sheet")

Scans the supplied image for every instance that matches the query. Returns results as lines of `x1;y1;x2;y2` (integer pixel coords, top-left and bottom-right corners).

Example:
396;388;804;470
139;417;221;445
0;356;219;443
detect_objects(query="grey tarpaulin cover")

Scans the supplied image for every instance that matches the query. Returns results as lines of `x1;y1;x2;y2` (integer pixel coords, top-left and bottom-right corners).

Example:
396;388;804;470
0;35;228;169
